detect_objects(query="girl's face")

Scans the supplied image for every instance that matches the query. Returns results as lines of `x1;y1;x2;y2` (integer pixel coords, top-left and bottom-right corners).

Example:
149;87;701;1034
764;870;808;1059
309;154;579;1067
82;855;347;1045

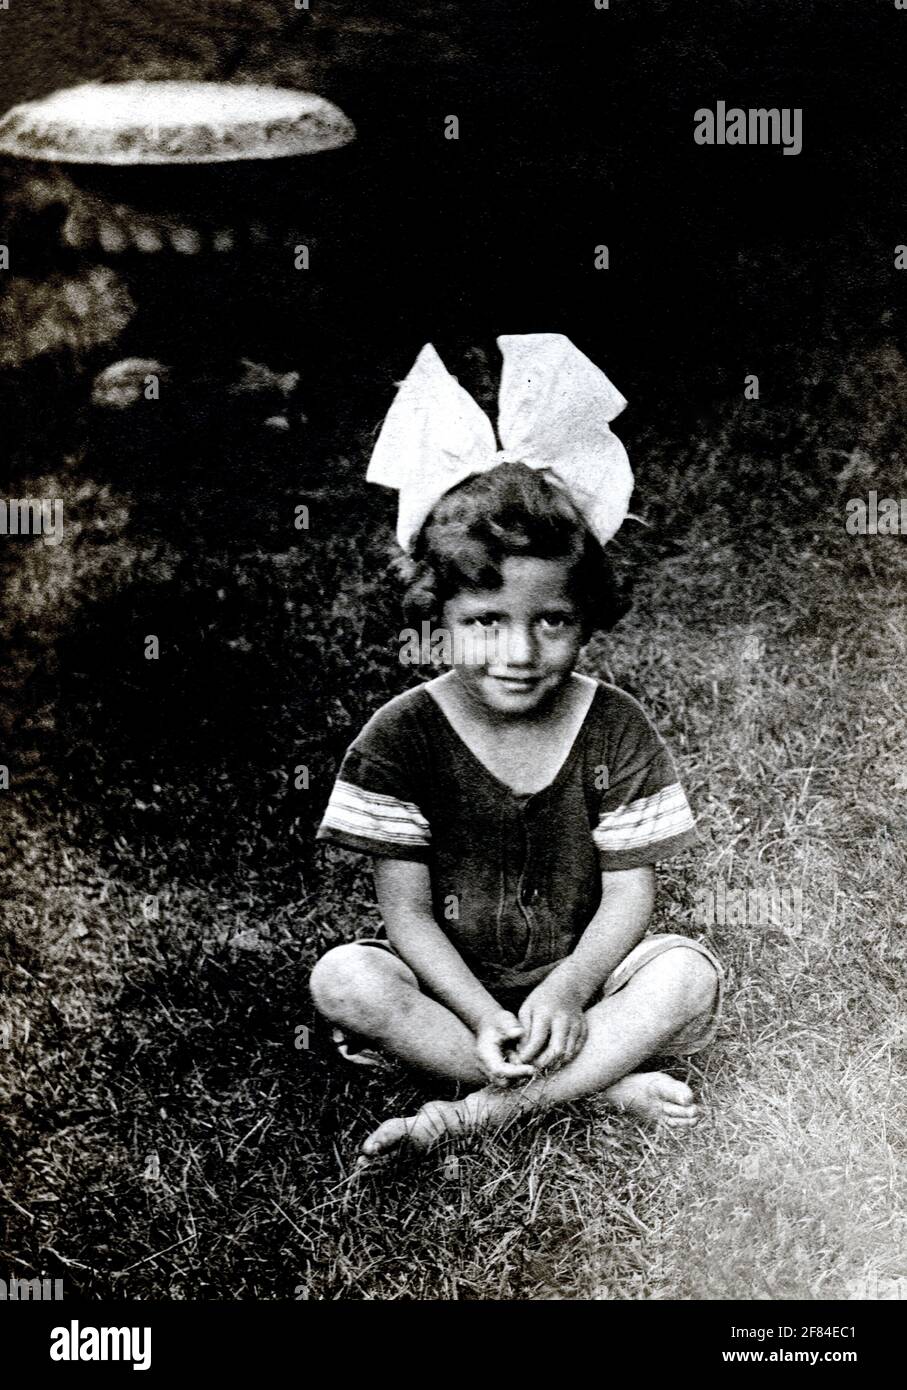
441;555;585;717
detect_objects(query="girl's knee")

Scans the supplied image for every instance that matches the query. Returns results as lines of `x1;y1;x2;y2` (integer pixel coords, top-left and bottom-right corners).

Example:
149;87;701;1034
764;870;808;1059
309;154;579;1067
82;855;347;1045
665;946;720;1014
309;944;403;1030
637;945;718;1017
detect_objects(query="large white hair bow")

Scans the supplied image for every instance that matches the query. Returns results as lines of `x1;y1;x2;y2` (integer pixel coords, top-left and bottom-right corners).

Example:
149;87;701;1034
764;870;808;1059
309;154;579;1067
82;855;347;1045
367;333;633;552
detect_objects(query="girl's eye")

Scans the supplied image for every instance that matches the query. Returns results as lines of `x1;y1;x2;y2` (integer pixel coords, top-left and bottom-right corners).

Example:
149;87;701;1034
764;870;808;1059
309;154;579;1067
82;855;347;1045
464;615;500;629
539;614;572;630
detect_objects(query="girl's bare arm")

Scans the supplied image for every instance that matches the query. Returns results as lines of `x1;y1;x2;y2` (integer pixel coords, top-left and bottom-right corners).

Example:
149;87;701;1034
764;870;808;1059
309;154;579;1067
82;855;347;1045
372;857;505;1031
546;865;656;1005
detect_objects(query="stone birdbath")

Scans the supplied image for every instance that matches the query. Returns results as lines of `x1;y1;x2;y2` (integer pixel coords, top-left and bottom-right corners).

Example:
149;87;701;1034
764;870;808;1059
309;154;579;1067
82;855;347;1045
0;81;356;420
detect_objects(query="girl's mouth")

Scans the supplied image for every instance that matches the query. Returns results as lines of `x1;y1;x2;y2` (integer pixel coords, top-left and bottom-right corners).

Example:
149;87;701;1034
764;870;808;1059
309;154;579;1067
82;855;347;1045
490;674;541;690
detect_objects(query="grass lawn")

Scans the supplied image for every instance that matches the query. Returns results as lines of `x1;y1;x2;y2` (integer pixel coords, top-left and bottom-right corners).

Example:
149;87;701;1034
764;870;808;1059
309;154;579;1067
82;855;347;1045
0;340;905;1300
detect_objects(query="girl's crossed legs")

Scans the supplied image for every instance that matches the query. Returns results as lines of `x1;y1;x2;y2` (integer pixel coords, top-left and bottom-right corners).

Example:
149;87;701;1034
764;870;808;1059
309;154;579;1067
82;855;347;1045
310;935;722;1156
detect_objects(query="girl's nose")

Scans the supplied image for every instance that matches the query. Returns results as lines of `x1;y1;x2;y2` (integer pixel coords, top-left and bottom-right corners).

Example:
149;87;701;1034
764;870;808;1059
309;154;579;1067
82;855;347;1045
505;624;536;665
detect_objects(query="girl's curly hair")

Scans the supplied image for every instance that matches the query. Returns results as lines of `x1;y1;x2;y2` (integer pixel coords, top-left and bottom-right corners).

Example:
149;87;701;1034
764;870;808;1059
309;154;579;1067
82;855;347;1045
395;461;630;638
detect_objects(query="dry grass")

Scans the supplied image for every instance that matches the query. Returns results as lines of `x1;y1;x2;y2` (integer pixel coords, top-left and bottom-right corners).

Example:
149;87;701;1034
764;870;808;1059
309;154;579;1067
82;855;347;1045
1;341;906;1300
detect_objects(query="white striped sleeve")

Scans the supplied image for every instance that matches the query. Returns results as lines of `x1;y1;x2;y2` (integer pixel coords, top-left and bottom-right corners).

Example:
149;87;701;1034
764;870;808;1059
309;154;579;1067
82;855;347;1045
317;779;431;858
593;782;697;864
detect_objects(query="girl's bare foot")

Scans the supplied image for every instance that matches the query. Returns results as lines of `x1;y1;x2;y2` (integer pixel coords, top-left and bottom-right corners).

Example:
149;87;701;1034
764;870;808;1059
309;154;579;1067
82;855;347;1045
361;1088;508;1158
605;1071;701;1126
360;1071;701;1159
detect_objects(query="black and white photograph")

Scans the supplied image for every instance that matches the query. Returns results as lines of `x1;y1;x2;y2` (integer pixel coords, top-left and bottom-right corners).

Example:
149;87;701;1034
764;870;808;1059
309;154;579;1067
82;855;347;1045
0;0;904;1352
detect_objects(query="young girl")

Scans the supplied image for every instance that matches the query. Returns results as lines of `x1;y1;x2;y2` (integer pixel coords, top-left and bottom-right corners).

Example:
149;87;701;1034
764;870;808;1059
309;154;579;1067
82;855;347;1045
311;334;722;1158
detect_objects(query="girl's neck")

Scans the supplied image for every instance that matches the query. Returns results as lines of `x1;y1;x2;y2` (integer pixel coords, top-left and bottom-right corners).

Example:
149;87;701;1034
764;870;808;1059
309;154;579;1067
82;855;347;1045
426;670;597;795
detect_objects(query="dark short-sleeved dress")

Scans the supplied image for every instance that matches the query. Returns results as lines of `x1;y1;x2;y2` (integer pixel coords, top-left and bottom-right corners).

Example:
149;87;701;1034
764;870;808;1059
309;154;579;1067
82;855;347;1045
316;679;698;994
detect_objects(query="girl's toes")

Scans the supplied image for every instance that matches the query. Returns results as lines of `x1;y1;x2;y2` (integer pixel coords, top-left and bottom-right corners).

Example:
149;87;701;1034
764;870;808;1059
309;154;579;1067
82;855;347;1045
657;1076;696;1107
361;1101;464;1158
361;1116;411;1156
665;1103;702;1127
663;1100;699;1119
655;1076;701;1123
